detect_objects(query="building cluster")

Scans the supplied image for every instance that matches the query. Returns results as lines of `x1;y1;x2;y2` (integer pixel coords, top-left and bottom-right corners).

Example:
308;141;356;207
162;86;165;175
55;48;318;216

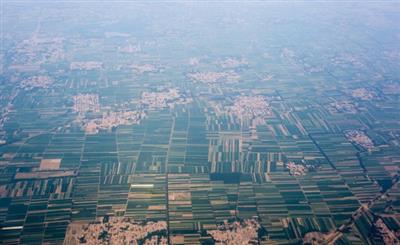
188;71;240;84
20;75;54;89
381;83;400;95
73;89;192;134
374;218;400;244
0;85;21;144
219;57;248;69
188;57;200;66
207;219;260;244
229;95;273;123
11;36;64;65
131;63;158;74
351;88;376;100
303;231;326;244
286;162;308;176
70;61;103;70
262;74;274;81
0;108;11;141
281;48;296;60
68;217;167;245
73;93;144;134
141;88;192;109
330;100;358;114
73;94;100;116
345;130;374;150
119;43;142;53
331;54;365;69
83;110;145;134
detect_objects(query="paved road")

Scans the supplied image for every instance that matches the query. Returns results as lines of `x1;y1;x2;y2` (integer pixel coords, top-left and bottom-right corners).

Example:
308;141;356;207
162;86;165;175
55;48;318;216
326;173;400;244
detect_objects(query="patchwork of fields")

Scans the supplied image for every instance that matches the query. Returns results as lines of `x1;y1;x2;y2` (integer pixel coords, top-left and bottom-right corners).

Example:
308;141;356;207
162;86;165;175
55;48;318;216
1;2;400;244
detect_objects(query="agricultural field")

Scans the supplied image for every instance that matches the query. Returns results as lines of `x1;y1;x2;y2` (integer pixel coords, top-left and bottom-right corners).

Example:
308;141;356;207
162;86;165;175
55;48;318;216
1;1;400;244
